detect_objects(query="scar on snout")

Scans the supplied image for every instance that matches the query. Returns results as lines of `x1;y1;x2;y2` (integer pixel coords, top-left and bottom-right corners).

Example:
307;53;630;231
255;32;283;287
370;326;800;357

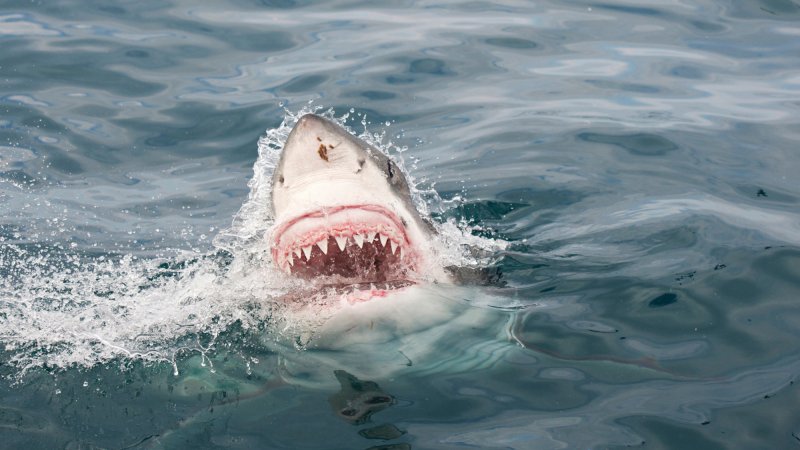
318;143;329;161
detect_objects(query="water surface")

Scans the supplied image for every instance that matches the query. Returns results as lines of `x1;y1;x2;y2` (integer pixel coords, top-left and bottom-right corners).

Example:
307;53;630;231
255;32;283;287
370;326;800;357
1;0;800;448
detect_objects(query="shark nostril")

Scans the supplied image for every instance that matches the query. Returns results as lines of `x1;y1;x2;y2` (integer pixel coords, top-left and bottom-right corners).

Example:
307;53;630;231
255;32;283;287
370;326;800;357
279;175;284;184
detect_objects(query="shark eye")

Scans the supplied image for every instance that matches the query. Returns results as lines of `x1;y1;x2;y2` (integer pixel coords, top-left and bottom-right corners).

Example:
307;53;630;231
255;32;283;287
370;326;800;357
386;160;395;179
278;175;284;184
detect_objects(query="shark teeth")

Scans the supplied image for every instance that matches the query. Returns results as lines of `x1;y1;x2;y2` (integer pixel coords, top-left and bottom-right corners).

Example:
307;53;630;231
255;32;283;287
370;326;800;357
278;226;413;272
316;238;328;255
335;235;347;251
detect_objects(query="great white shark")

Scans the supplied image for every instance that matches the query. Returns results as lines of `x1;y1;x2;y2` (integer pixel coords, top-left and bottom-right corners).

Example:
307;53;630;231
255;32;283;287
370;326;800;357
270;113;450;288
263;113;512;380
257;113;514;432
256;115;529;430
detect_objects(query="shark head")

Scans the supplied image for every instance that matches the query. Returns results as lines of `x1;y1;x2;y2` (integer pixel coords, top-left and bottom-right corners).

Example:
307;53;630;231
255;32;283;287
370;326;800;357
270;114;445;285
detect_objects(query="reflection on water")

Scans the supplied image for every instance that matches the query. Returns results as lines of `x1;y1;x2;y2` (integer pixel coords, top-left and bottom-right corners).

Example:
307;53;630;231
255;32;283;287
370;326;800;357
1;0;800;448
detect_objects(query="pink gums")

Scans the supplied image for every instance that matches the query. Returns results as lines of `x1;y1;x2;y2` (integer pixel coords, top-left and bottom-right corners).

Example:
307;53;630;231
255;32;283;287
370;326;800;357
271;205;418;282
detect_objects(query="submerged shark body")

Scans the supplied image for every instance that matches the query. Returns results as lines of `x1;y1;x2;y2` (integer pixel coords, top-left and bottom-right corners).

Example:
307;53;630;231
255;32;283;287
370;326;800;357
270;113;448;288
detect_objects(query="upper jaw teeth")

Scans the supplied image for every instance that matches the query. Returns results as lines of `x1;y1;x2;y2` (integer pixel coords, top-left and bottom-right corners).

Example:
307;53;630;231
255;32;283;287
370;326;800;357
335;235;347;251
280;230;407;270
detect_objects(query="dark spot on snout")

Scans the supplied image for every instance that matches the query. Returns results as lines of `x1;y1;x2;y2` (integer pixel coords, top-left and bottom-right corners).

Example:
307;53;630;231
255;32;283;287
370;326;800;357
318;144;329;161
316;136;322;142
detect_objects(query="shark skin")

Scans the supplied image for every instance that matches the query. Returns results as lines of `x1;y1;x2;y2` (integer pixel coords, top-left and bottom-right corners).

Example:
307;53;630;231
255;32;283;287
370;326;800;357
270;113;449;289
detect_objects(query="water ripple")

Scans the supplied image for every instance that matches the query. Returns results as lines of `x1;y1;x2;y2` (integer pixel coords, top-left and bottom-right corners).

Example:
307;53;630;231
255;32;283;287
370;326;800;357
1;0;799;448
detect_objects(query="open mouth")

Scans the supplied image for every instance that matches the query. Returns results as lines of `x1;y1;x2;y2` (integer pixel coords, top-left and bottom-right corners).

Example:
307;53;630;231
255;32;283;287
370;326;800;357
271;205;417;283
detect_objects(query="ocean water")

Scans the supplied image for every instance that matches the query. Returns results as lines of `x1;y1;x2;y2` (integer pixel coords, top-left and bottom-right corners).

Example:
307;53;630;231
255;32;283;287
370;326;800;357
2;0;800;448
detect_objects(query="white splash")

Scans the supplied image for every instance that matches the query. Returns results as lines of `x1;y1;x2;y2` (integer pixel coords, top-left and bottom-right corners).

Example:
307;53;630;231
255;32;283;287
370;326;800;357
0;106;504;380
